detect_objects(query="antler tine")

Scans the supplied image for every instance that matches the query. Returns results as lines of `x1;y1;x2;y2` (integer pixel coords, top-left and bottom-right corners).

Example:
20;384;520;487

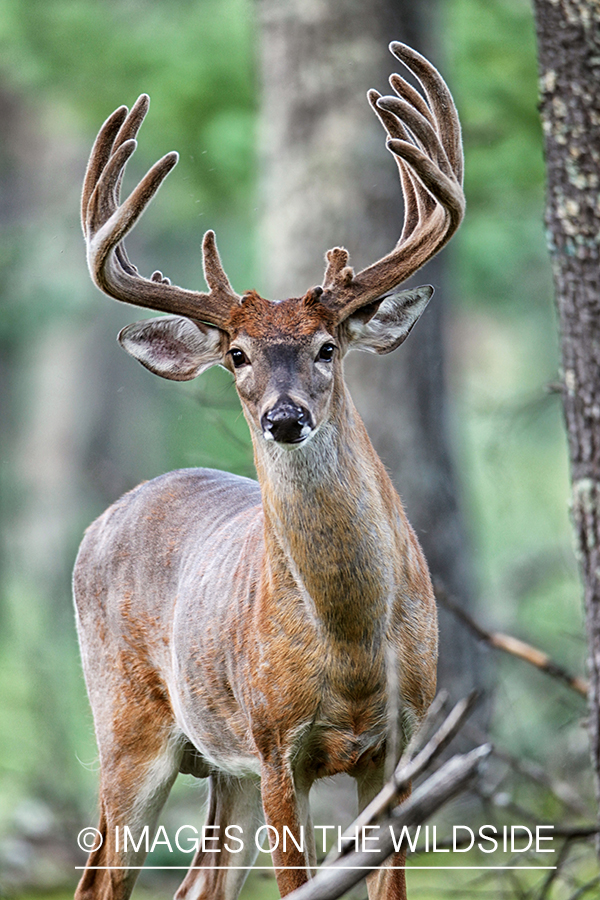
390;41;463;184
389;73;435;128
82;96;240;331
368;88;436;238
321;43;465;322
377;96;455;180
81;103;128;234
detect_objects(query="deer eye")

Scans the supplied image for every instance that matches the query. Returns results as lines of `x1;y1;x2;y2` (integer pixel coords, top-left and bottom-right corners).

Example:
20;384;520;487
230;348;249;368
317;342;336;362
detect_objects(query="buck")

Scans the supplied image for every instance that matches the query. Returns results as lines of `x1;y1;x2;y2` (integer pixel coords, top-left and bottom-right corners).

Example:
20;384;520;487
74;41;464;900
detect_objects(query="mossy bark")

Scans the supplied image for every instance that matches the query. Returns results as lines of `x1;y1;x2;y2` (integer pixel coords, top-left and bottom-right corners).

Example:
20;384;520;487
533;0;600;848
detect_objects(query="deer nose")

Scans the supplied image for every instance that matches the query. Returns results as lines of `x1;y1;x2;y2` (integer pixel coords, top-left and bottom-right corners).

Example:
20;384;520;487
261;396;314;444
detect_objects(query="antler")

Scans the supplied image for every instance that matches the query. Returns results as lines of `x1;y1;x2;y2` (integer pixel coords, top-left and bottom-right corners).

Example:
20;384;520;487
81;94;240;330
321;42;465;322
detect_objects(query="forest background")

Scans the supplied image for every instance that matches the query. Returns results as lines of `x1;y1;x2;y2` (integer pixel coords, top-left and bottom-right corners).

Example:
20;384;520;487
0;0;595;897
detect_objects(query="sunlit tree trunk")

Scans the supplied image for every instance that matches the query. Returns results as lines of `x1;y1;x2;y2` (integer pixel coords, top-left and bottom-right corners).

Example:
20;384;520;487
533;0;600;852
258;0;482;702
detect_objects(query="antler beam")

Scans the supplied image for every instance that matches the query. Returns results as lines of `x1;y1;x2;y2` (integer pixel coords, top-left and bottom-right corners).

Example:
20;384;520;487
81;94;240;330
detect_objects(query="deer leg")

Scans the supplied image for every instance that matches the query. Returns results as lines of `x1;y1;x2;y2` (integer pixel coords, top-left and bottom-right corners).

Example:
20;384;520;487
174;772;263;900
259;764;315;896
76;734;180;900
305;808;317;869
356;772;411;900
75;685;180;900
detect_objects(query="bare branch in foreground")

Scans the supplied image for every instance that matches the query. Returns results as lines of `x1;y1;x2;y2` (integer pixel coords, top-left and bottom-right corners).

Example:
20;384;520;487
396;689;449;763
537;838;571;900
436;582;588;697
327;692;478;865
550;824;600;840
286;743;491;900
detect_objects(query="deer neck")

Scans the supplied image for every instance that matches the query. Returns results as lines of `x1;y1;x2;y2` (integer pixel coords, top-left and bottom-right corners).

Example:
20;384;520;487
252;386;405;643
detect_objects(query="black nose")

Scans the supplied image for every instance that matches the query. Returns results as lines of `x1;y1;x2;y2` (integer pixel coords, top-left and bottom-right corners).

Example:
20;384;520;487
261;397;313;444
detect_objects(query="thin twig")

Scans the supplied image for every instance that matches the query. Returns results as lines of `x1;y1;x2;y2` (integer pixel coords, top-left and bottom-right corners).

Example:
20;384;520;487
464;722;589;817
537;837;572;900
400;689;449;761
394;692;480;791
550;825;600;839
405;823;599;856
435;582;588;697
566;874;600;900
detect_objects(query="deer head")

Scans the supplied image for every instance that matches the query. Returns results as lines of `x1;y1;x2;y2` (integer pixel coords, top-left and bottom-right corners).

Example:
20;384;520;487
81;43;464;447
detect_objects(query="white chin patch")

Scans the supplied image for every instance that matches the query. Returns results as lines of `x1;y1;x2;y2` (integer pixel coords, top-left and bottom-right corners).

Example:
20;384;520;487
261;424;315;447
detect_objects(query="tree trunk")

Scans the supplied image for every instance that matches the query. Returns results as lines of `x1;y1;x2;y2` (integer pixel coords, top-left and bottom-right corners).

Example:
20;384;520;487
258;0;481;703
532;0;600;850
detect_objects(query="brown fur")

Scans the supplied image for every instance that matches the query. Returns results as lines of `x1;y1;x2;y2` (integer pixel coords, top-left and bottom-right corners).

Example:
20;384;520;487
74;293;437;900
228;289;337;339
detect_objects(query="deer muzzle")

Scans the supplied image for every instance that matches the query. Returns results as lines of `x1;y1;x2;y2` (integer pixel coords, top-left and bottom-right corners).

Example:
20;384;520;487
261;396;314;445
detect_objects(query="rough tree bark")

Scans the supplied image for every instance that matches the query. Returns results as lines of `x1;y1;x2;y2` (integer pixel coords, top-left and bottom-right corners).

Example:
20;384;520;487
532;0;600;850
258;0;481;702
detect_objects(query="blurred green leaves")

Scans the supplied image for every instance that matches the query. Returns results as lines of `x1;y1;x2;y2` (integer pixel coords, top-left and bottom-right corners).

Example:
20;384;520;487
445;0;550;309
0;0;257;213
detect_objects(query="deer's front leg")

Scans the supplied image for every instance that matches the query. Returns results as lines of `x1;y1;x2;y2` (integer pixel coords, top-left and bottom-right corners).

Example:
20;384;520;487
357;771;410;900
260;763;315;896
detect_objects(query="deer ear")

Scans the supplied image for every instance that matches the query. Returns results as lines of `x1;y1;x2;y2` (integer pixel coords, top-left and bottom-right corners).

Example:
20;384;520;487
345;285;433;355
118;315;224;381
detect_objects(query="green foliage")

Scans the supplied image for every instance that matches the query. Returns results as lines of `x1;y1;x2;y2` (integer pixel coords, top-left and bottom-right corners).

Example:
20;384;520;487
0;0;257;213
449;0;543;197
444;0;550;309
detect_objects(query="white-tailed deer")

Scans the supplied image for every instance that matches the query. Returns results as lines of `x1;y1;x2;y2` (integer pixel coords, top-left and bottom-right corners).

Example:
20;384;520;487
75;41;464;900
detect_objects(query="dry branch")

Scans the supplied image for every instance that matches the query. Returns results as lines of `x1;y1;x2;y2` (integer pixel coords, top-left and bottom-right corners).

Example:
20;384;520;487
286;743;491;900
327;692;478;864
408;822;599;855
436;582;588;697
550;825;600;840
